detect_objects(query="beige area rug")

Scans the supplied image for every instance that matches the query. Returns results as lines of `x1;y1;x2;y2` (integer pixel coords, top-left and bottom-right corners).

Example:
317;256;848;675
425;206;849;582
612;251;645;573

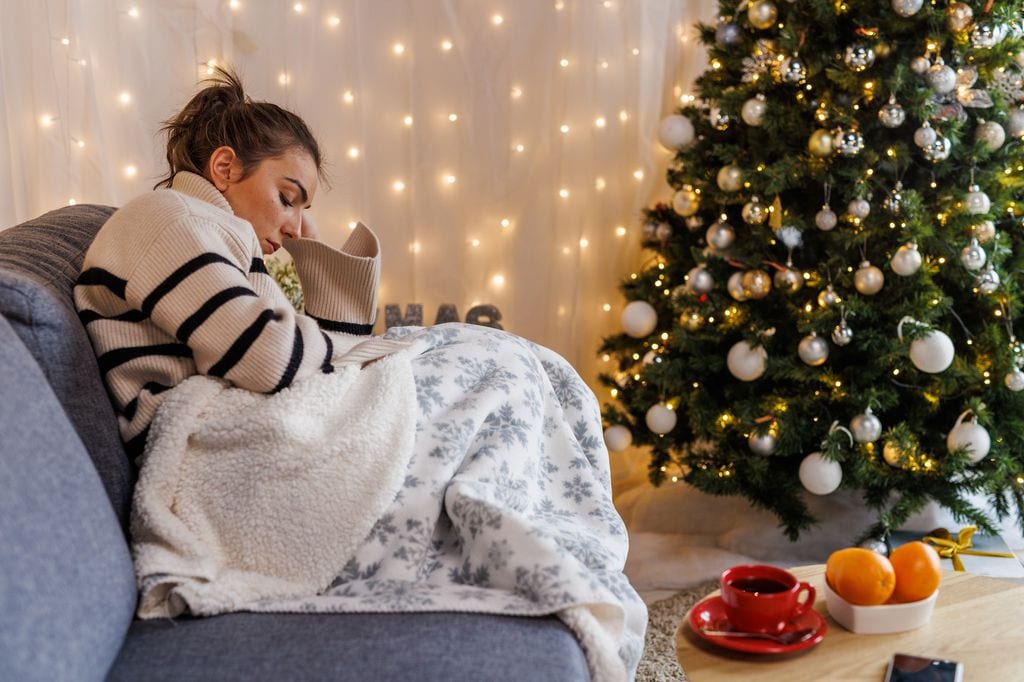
635;580;718;681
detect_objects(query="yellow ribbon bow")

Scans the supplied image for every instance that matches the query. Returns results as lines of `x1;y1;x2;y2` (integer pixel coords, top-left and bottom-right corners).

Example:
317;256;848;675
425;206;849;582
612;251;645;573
921;526;1016;572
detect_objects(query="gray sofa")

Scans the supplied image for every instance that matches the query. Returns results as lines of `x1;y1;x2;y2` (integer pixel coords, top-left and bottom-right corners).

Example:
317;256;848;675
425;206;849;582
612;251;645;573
0;205;590;681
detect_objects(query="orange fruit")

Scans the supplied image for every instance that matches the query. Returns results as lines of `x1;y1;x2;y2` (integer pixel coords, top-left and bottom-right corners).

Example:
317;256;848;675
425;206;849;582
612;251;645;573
825;547;896;605
888;541;942;603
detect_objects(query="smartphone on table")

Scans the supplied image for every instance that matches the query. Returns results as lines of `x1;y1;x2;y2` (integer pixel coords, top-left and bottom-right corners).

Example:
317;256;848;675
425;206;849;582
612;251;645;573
883;653;964;682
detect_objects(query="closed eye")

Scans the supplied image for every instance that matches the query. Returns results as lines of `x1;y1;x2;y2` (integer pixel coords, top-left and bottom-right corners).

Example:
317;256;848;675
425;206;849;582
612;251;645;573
279;192;293;208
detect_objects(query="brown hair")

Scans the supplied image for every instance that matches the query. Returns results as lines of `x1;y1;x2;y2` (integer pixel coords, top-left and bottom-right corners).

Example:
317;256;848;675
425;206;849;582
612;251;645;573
155;66;324;189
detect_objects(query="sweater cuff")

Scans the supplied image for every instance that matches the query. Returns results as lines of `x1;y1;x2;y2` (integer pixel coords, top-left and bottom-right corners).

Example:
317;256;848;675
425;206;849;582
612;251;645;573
283;223;380;333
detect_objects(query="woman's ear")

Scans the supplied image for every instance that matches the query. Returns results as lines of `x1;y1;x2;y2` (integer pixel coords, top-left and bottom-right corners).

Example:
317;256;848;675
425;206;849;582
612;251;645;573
207;146;239;191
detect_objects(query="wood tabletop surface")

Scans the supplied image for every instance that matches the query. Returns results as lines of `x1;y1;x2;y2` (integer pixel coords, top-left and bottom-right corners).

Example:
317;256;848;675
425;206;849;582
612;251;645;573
676;564;1024;681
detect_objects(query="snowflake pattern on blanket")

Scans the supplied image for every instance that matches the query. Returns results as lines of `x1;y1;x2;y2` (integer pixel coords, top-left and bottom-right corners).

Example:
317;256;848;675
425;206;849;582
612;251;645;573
249;323;647;678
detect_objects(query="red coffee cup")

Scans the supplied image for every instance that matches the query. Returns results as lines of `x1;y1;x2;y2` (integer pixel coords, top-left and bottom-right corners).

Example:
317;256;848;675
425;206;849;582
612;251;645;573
720;564;816;634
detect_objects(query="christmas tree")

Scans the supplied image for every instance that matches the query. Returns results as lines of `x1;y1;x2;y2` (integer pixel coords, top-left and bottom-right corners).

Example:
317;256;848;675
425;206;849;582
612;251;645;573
600;0;1024;541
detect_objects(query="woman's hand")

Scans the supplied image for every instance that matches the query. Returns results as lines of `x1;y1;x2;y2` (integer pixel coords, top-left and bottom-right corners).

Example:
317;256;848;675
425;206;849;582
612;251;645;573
300;211;321;240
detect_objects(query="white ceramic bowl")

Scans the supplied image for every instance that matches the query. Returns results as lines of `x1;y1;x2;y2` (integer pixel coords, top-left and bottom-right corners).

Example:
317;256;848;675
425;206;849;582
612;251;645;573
824;580;938;634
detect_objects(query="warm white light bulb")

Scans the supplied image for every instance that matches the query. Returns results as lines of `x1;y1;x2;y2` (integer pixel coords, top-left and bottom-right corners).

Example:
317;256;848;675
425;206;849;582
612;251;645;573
555;0;565;9
127;6;139;18
579;237;589;249
491;273;506;287
392;180;406;192
441;39;453;51
229;0;241;9
347;221;358;230
510;86;523;99
633;169;644;181
327;15;341;27
347;146;360;159
403;115;413;126
615;226;627;237
68;198;77;205
61;37;70;46
500;218;511;229
631;48;640;56
124;164;138;178
599;60;609;70
595;116;606;128
444;174;456;185
595;177;606;191
278;72;291;86
39;114;56;128
470;238;480;247
409;241;421;253
491;14;504;25
118;91;131;105
619;109;629;122
74;137;85;149
559;58;570;68
448;113;458;122
78;58;88;66
513;143;525;153
562;246;572;255
393;42;405;55
602;303;612;312
559;188;569;199
342;90;355;104
560;124;570;134
603;0;613;7
293;2;304;14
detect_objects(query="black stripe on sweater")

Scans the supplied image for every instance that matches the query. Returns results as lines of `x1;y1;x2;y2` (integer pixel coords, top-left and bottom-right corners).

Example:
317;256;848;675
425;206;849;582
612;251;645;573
124;426;150;462
176;287;258;343
250;258;268;274
122;382;174;422
77;268;127;299
141;253;242;315
271;326;304;393
321;331;334;374
207;308;280;379
98;344;193;374
78;308;148;326
308;314;373;336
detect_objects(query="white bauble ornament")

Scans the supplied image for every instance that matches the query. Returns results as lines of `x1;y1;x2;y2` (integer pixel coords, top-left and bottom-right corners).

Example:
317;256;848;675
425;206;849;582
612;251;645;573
922;136;952;162
747;0;778;30
891;0;923;17
798;332;829;366
913;122;937;147
975;119;1006;150
727;340;768;381
1005;368;1024;391
741;269;772;299
621;300;658;338
727;271;748;301
882;441;905;466
808;129;834;157
946;1;973;33
910;56;931;75
848;198;870;219
603;425;633;452
686;266;715;294
960;237;987;271
799;452;842;495
974;266;1000;295
854;261;885;295
706;220;735;251
655;222;673;241
657;114;696;150
965;185;991;215
927;61;957;93
1008;108;1024;138
946;410;990;463
748;430;777;455
716;165;744;192
899;317;955;373
850;407;882;443
815;206;838;231
741;196;769;225
832;320;853;346
974;220;996;243
672;186;700;217
645;403;677;434
741;95;767;126
890;242;922;276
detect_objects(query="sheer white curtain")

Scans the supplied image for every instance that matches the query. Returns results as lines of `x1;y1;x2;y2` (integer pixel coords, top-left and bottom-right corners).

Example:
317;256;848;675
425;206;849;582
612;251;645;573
0;0;715;388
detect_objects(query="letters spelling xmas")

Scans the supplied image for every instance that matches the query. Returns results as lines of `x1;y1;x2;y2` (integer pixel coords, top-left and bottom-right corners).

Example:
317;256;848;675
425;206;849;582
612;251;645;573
383;303;503;330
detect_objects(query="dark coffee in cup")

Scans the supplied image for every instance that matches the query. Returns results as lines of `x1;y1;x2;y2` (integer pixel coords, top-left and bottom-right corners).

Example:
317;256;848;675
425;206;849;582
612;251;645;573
731;578;790;595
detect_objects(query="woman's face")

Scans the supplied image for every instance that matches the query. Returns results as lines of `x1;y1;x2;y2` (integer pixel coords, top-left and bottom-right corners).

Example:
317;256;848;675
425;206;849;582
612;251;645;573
221;148;318;255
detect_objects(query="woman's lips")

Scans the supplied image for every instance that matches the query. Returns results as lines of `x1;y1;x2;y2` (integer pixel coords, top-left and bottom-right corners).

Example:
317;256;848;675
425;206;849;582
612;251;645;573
266;240;281;254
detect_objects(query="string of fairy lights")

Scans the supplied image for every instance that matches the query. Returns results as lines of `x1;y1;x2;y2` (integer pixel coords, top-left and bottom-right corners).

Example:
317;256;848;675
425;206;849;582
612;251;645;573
31;1;704;339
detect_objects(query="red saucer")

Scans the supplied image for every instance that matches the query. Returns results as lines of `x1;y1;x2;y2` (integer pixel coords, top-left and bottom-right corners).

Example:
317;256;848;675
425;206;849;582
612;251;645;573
687;594;827;654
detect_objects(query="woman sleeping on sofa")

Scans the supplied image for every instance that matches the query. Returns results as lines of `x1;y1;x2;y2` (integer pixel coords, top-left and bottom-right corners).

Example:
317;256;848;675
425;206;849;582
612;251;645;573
73;67;646;681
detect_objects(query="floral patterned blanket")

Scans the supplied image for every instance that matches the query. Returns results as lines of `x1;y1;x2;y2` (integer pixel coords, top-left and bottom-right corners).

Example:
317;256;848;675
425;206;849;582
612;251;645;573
247;323;647;680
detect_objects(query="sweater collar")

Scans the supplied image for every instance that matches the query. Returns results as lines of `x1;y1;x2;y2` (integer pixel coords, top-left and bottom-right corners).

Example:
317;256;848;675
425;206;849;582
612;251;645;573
171;171;234;215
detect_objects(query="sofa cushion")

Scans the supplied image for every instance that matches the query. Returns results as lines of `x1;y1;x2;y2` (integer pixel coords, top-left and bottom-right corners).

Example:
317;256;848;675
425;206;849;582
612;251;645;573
109;612;589;681
0;204;132;527
0;314;137;682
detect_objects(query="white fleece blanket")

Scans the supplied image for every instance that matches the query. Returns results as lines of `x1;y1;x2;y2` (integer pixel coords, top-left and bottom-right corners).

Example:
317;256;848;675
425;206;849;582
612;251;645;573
132;324;646;681
132;351;417;618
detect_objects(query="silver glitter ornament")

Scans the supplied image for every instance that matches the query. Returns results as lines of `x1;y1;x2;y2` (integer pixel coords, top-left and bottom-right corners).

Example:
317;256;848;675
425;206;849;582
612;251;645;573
890;242;922;276
844;43;876;72
672;185;700;216
883;183;903;214
1005;368;1024;392
960;237;987;271
922;136;952;162
850;407;882;443
773;266;804;294
910;56;931;76
727;271;748;301
946;1;973;33
715;21;744;46
833;128;864;157
747;0;778;30
741;196;769;225
817;284;840;308
926;60;957;94
655;222;673;241
913;122;937;148
741;94;767;127
854;260;885;295
706;220;736;251
974;220;996;243
709;105;730;131
848;198;870;219
832;320;853;346
685;215;704;231
815;206;838;231
975;265;1000;294
686;265;715;294
642;222;658;239
891;0;923;17
858;536;892;557
965;185;991;215
716;165;744;192
971;21;1004;49
1008;108;1024;138
748;430;777;455
742;269;772;299
779;54;807;84
878;96;906;128
798;332;829;366
975;119;1006;150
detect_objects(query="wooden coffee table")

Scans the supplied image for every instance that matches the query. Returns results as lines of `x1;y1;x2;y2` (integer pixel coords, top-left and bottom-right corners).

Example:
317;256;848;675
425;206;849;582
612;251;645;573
676;564;1024;681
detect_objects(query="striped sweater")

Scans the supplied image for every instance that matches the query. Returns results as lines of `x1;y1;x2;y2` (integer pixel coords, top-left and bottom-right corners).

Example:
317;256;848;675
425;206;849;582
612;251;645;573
74;171;407;459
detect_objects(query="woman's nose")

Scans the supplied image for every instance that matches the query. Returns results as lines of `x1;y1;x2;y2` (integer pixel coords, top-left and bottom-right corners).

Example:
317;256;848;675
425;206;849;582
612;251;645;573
282;215;301;239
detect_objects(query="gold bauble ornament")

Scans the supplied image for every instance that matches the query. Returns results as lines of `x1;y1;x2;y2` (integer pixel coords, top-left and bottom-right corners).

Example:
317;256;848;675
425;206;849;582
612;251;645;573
742;269;773;299
747;0;778;30
807;129;834;157
946;2;973;34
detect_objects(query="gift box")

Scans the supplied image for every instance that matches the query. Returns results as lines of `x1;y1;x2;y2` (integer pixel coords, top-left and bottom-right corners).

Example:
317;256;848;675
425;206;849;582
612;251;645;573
889;527;1024;580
